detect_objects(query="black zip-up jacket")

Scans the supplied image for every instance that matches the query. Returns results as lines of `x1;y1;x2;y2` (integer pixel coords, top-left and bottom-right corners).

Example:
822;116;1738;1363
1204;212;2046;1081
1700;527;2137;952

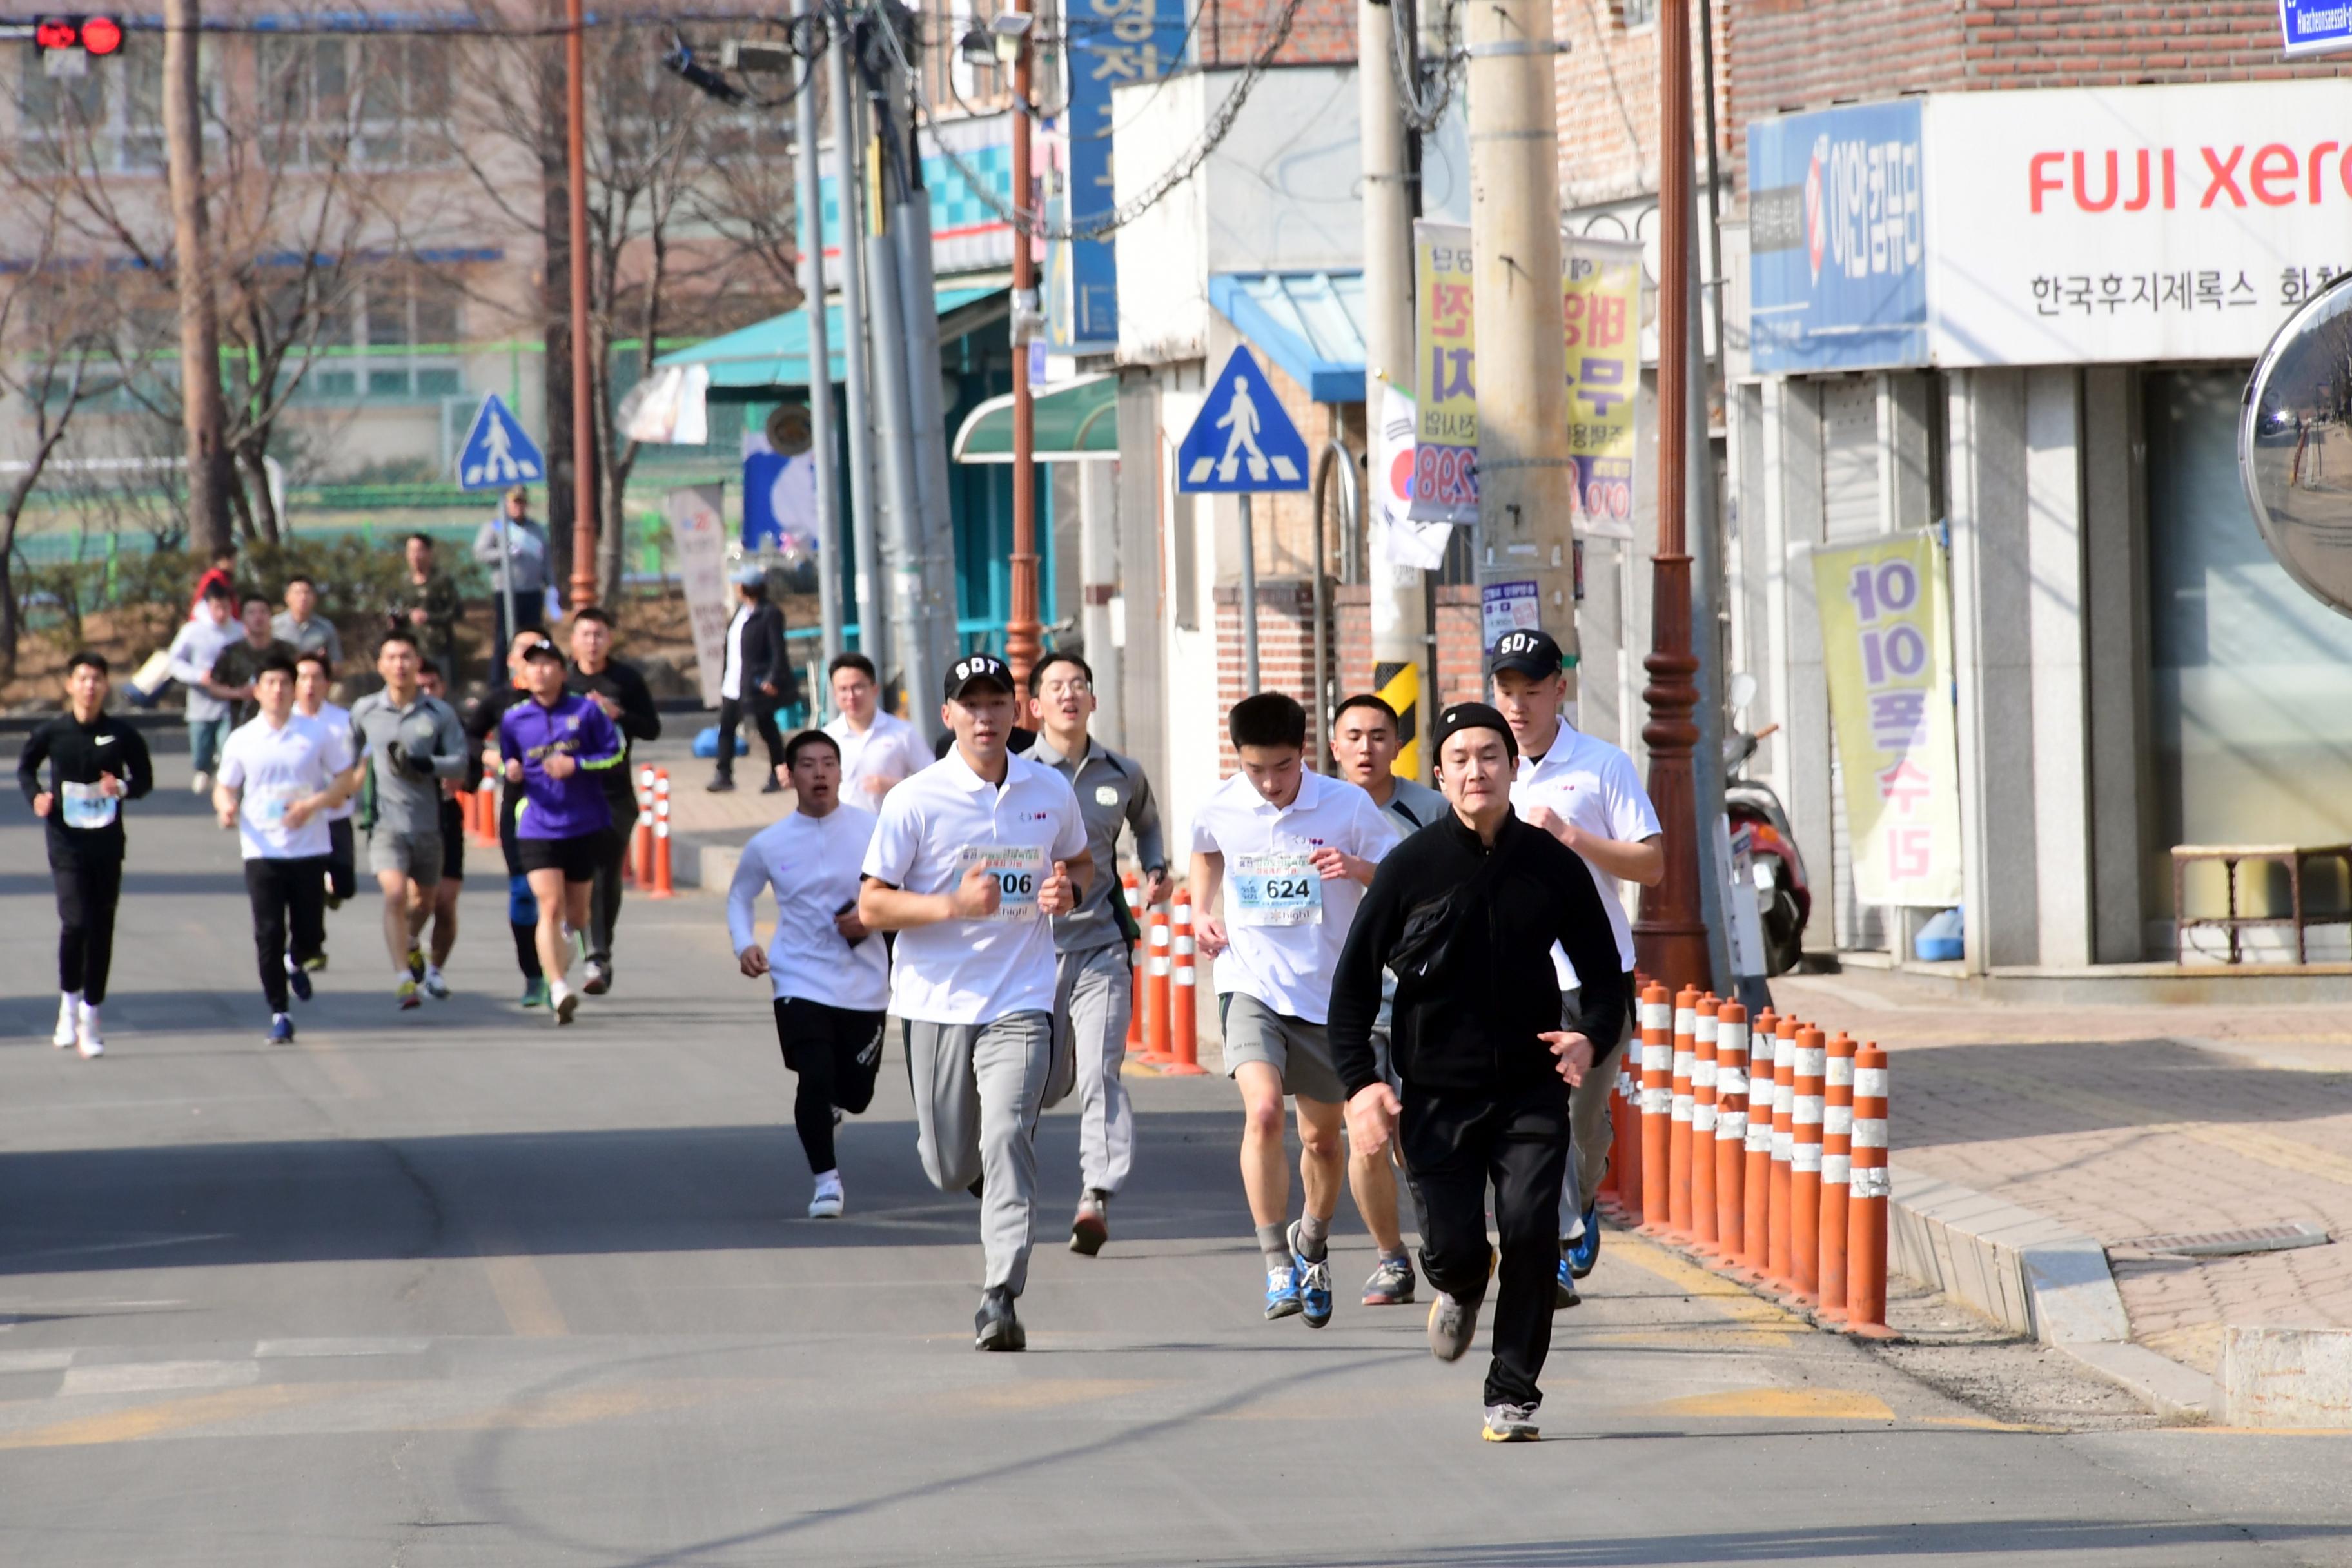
1329;809;1627;1099
18;713;155;868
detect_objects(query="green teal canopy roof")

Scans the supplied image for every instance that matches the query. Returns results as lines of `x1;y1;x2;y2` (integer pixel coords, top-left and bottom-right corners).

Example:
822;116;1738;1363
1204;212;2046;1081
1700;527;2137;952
656;283;1006;398
952;376;1118;464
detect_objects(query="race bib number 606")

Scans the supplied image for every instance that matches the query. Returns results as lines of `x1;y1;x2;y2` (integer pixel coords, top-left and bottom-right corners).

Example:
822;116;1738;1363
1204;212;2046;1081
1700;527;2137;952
956;843;1047;921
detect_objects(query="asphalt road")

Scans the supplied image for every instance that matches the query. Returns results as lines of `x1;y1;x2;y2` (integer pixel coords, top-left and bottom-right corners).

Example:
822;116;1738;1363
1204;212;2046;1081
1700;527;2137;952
5;748;2351;1567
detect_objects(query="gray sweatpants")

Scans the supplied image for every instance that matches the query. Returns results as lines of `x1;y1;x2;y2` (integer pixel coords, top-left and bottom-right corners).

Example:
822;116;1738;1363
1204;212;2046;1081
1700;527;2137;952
1560;978;1638;1236
1056;943;1135;1199
905;1010;1054;1296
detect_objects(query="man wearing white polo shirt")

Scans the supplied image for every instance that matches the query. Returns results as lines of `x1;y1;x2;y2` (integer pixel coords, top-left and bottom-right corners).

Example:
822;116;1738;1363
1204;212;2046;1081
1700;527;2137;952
1190;692;1399;1330
825;652;934;812
1489;628;1663;1297
859;653;1092;1351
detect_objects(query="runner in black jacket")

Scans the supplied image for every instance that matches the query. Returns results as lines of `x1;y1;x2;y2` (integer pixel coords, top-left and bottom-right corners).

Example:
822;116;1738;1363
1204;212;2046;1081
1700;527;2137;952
18;652;155;1057
1327;701;1626;1443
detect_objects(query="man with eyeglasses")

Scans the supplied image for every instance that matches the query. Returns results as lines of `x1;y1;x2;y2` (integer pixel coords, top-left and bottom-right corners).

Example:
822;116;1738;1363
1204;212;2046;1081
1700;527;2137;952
1021;651;1170;1257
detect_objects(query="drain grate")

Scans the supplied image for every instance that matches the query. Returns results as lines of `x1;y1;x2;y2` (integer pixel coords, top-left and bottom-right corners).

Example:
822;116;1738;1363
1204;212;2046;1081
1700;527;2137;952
2121;1220;2331;1259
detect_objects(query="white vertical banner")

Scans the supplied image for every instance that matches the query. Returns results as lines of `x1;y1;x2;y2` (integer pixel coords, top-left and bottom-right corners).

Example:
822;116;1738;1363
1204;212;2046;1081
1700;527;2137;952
1374;382;1453;571
667;485;733;709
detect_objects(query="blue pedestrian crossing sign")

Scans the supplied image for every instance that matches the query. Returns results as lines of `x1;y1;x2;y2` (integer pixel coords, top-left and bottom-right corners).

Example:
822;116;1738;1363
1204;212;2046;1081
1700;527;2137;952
1178;348;1309;493
455;393;546;491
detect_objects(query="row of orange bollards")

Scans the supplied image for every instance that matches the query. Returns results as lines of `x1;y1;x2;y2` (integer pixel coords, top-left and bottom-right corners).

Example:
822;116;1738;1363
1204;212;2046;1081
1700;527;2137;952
456;760;671;897
1121;873;1204;1074
1597;977;1892;1336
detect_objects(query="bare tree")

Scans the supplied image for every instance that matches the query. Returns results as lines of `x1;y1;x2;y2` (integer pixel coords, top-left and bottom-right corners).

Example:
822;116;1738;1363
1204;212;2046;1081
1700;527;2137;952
451;14;796;607
0;186;124;682
24;11;462;547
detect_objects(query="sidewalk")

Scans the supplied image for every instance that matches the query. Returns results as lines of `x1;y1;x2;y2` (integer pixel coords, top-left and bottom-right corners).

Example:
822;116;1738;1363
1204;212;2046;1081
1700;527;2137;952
1775;968;2352;1376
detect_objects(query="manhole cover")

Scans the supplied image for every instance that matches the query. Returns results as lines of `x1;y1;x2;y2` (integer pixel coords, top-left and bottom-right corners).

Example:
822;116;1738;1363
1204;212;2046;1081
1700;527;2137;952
2120;1220;2331;1259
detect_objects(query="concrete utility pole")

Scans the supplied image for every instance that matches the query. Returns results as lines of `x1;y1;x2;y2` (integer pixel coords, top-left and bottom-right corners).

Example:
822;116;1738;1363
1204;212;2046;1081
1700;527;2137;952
1464;0;1576;680
1359;0;1430;776
865;72;941;726
892;176;963;692
828;16;885;674
162;0;233;559
562;0;598;609
794;0;843;671
1633;0;1713;988
1004;19;1043;685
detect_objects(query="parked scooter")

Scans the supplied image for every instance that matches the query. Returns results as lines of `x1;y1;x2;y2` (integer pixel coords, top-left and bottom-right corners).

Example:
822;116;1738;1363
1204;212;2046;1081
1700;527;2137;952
1724;674;1812;977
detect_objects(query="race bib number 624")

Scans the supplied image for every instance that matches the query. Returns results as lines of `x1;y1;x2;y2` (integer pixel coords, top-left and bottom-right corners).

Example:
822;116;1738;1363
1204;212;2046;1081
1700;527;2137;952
1231;850;1323;926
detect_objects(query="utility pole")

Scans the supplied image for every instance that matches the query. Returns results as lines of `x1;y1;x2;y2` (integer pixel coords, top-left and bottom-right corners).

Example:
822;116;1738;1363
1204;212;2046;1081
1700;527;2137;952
563;0;598;609
828;14;885;674
1004;15;1042;685
1464;0;1576;682
163;0;232;559
864;68;942;727
793;0;842;671
1632;0;1713;988
1360;0;1429;776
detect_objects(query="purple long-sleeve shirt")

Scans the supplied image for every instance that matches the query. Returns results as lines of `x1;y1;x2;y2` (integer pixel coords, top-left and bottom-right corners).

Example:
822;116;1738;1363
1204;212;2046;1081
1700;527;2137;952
497;692;623;839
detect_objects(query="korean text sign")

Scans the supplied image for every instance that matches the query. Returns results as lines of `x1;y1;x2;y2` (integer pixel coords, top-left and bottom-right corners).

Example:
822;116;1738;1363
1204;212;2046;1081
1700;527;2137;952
1745;97;1928;374
1057;0;1187;349
1925;79;2350;366
1812;532;1962;907
1408;223;1645;529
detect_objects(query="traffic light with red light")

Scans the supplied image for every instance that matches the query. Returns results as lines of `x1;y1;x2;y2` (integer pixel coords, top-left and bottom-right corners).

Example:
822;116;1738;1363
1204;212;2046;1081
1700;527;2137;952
30;14;126;58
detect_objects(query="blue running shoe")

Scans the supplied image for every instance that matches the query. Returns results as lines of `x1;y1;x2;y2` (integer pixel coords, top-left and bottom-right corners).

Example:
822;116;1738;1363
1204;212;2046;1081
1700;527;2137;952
1567;1203;1602;1278
1554;1257;1582;1310
1264;1265;1303;1321
1288;1220;1334;1328
284;954;313;1003
266;1012;295;1046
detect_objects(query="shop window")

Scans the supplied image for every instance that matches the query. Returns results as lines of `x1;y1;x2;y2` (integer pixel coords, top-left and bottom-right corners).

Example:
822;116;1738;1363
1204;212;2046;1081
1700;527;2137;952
2145;367;2352;926
1618;0;1658;27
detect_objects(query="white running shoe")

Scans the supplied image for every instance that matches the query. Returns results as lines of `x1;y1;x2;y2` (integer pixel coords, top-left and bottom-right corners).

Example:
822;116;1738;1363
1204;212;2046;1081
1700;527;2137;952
808;1173;845;1220
551;981;578;1026
75;1002;104;1059
422;965;450;1000
54;993;79;1048
190;770;212;796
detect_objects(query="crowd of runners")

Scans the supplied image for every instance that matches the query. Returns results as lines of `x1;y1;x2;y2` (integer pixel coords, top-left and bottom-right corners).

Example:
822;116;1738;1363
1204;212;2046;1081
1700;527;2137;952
19;580;1667;1444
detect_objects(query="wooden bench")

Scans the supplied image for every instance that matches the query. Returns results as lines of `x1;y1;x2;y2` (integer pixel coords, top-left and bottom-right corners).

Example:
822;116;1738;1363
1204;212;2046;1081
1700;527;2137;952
2171;843;2352;965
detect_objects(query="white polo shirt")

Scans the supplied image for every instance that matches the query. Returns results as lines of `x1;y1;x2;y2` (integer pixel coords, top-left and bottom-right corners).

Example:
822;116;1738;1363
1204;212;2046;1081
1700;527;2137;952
728;806;890;1012
1511;714;1661;985
217;712;354;861
826;709;935;814
861;746;1090;1025
1189;769;1398;1024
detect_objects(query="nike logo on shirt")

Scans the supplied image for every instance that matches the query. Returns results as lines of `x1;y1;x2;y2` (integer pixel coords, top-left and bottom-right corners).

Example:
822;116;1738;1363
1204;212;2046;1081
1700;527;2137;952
95;735;116;746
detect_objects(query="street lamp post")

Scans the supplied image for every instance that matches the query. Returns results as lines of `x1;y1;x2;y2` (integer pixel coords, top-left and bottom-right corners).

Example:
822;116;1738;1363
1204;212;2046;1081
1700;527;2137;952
990;12;1043;685
564;0;598;610
1632;0;1712;987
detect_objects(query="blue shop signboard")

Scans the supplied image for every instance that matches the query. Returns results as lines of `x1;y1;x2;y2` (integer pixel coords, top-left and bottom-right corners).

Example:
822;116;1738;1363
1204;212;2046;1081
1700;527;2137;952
1055;0;1188;351
1746;99;1929;373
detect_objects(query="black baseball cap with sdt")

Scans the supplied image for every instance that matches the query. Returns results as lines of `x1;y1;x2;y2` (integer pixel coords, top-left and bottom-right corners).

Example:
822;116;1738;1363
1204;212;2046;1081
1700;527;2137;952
518;638;564;664
1487;628;1564;678
943;653;1015;701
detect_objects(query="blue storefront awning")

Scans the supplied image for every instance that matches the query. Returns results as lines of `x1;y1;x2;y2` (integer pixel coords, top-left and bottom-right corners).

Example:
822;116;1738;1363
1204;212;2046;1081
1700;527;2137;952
656;282;1008;398
1208;271;1367;404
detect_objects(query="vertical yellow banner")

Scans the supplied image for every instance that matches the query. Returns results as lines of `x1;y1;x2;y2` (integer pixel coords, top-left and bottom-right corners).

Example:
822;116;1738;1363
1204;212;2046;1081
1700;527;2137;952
1410;220;1478;524
1562;236;1643;530
1812;533;1964;907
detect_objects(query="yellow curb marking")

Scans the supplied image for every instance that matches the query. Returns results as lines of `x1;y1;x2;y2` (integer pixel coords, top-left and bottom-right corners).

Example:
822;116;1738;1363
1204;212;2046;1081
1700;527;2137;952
0;1383;363;1450
1637;1387;1896;1422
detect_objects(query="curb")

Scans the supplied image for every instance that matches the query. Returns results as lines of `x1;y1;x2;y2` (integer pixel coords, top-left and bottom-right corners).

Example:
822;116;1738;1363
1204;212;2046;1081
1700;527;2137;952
2220;1326;2352;1429
1887;1166;2211;1422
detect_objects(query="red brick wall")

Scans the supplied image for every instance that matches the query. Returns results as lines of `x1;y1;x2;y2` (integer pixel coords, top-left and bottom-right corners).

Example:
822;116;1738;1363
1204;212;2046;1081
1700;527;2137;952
1553;0;1730;208
1200;0;1357;66
1724;0;2352;193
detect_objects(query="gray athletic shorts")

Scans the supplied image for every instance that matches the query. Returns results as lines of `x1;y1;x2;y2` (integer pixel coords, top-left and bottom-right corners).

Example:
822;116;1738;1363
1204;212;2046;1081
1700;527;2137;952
368;825;444;887
1220;991;1346;1104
